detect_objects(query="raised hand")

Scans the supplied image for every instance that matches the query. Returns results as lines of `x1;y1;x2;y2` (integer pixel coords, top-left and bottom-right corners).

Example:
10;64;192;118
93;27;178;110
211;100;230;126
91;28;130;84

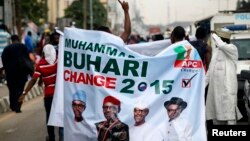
118;0;129;12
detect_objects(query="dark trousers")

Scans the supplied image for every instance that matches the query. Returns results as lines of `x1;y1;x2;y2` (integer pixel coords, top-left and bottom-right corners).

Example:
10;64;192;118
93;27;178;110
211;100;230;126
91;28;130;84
7;80;26;112
44;96;63;141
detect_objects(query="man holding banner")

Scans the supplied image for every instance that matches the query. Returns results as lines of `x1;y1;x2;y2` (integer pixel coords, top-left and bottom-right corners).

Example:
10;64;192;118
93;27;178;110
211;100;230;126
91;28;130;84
95;96;129;141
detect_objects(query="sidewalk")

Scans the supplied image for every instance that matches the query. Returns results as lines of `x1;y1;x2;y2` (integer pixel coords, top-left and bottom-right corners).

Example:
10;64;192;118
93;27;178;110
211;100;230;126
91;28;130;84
0;84;8;98
0;84;44;114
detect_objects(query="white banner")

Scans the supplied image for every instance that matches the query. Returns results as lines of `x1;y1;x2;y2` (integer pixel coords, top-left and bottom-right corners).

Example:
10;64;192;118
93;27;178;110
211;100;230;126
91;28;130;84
49;27;206;141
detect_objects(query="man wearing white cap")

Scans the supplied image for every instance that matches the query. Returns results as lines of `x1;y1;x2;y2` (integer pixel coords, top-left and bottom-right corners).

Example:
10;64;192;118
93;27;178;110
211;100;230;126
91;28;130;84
129;101;153;141
67;90;97;141
72;90;87;122
19;44;63;141
206;33;242;125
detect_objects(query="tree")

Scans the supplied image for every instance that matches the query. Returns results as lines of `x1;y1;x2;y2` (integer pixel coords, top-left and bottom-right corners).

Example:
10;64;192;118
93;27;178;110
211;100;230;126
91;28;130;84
64;0;107;29
15;0;47;24
237;0;250;10
14;0;48;36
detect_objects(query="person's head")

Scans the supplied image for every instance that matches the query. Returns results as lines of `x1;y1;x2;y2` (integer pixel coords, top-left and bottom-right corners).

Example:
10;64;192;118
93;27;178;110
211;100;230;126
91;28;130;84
0;24;8;31
49;32;60;46
70;21;76;27
152;34;164;41
43;44;56;65
96;26;112;34
10;35;20;43
195;27;208;41
102;96;121;121
27;31;32;36
72;90;87;122
170;26;186;44
133;101;149;126
164;97;187;121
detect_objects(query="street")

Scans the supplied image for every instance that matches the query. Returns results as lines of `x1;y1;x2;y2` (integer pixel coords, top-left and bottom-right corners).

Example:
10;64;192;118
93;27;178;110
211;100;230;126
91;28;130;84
0;96;49;141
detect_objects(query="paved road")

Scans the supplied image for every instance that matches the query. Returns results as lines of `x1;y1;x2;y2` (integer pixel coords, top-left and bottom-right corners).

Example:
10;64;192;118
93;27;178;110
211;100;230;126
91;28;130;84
0;96;58;141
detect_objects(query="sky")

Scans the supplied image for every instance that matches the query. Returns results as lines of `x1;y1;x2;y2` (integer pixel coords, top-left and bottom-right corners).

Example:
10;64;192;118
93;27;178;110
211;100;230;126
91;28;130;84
117;0;238;25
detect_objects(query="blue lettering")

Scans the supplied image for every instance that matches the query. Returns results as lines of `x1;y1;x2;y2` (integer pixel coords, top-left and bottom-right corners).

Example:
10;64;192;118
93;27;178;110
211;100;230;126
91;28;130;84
235;14;250;20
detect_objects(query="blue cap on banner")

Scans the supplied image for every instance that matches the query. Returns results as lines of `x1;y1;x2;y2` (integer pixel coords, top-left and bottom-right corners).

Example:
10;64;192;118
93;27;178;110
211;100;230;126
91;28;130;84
73;90;87;103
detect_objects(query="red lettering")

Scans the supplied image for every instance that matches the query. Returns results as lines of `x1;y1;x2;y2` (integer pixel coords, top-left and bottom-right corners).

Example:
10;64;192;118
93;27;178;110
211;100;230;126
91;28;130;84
106;77;116;89
70;71;78;82
76;73;86;83
64;70;116;89
86;73;93;85
64;70;70;81
94;75;105;86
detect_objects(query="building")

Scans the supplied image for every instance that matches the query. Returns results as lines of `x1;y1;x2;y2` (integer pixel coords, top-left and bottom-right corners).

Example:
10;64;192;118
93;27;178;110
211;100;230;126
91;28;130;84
47;0;75;24
0;0;14;33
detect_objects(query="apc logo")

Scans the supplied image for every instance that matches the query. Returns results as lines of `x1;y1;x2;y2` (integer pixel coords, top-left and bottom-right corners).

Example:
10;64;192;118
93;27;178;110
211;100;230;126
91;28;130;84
175;60;202;68
182;73;197;88
174;45;202;68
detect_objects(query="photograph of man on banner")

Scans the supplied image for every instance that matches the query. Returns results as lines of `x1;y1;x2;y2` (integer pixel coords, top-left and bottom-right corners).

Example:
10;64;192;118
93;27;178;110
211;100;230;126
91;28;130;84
70;90;97;141
161;97;192;141
95;96;129;141
72;90;87;122
129;101;154;141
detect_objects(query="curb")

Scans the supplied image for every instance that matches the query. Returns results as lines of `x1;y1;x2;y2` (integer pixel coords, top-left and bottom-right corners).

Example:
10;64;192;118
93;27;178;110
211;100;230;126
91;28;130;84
0;85;44;114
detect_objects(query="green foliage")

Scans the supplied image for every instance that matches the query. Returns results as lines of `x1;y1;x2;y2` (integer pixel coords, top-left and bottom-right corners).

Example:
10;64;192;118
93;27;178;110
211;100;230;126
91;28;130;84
17;0;48;25
237;0;250;10
64;0;107;29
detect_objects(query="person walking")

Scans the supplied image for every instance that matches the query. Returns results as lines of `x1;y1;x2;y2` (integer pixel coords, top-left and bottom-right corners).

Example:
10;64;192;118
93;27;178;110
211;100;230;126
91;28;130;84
24;31;34;53
0;24;11;85
1;35;33;113
19;44;63;141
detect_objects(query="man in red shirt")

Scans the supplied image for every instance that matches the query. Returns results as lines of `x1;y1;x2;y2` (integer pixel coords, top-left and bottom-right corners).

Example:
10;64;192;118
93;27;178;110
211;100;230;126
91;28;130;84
19;43;62;141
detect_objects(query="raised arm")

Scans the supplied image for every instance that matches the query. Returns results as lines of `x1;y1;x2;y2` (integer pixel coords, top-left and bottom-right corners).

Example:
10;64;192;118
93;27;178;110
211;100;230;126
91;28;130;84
118;0;131;43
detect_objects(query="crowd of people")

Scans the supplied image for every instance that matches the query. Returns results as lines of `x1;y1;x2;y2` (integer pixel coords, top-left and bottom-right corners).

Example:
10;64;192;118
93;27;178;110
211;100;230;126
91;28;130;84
0;0;244;141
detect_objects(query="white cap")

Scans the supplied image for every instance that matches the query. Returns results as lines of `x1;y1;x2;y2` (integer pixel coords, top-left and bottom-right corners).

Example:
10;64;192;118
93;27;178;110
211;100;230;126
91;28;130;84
134;101;149;110
43;44;56;65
